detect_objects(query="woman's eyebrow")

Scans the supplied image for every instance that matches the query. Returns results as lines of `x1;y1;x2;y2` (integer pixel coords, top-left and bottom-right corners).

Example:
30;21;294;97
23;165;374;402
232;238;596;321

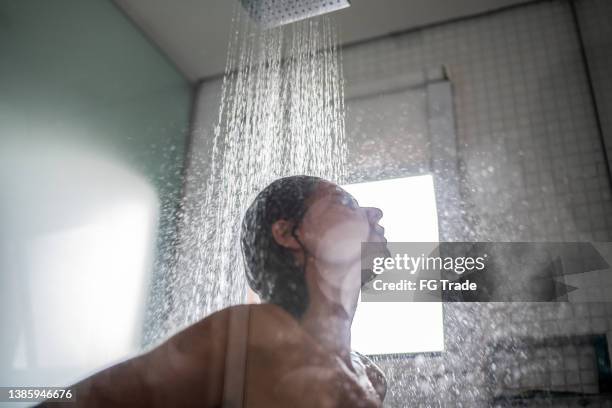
328;191;344;199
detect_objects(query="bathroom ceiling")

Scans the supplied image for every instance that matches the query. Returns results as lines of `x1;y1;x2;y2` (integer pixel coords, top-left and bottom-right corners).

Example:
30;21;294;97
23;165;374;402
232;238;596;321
114;0;531;82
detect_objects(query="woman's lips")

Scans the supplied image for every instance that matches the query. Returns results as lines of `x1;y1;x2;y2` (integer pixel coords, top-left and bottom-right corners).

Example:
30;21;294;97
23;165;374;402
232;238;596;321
370;230;387;243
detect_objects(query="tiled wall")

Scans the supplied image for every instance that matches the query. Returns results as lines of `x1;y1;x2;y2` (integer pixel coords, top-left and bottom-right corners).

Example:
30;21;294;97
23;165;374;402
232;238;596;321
337;0;612;406
343;0;612;243
488;337;600;394
576;0;612;181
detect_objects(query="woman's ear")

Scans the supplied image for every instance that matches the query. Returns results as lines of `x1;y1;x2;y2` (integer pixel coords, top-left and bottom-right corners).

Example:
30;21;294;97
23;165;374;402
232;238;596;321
271;220;302;250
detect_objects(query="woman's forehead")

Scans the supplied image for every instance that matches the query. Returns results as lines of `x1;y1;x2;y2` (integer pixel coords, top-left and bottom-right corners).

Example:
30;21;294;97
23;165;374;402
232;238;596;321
308;181;350;204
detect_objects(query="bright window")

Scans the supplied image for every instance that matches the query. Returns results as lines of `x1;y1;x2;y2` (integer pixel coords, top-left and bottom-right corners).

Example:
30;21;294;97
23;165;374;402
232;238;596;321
344;175;444;355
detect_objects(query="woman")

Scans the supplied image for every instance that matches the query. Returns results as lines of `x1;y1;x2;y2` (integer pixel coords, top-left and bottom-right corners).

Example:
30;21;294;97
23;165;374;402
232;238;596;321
41;175;388;407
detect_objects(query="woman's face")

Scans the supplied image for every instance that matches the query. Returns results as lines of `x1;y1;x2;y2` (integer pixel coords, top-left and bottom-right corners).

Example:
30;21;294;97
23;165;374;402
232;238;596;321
296;181;386;268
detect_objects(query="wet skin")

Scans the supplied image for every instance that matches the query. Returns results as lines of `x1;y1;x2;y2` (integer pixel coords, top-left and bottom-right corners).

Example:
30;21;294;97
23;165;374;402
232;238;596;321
38;181;388;407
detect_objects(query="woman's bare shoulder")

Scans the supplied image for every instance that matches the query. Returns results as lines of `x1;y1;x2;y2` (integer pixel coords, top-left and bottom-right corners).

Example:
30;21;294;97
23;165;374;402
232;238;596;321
167;303;300;348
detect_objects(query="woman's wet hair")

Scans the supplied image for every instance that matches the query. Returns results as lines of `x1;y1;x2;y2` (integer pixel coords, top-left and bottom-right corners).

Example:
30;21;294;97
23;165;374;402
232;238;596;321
241;175;322;319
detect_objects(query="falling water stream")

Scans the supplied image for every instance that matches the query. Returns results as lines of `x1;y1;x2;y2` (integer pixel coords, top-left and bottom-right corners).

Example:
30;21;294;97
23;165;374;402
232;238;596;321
144;7;348;344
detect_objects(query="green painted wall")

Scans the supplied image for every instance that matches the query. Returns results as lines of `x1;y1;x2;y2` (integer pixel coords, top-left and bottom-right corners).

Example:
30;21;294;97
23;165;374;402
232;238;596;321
0;0;191;194
0;0;192;357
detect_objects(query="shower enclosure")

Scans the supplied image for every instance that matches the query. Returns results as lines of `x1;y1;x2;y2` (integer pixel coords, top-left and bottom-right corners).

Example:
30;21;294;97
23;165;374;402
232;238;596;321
2;0;612;407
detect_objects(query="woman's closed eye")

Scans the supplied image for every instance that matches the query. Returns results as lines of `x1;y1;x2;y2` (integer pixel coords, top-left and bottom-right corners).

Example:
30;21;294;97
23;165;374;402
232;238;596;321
339;195;359;210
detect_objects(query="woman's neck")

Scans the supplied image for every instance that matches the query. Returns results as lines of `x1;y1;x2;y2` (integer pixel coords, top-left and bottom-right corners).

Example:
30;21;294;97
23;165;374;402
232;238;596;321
300;296;352;362
299;260;361;365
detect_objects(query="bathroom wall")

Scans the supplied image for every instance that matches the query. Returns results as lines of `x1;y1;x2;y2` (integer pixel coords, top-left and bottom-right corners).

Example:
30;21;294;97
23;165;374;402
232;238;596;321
0;0;191;387
343;0;612;243
337;0;612;405
575;0;612;174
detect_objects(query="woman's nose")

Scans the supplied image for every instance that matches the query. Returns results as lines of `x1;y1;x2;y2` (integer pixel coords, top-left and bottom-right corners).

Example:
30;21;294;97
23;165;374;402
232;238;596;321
365;207;383;223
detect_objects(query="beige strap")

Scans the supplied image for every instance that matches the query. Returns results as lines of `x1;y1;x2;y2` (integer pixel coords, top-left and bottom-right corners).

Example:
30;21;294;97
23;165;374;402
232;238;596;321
222;307;251;407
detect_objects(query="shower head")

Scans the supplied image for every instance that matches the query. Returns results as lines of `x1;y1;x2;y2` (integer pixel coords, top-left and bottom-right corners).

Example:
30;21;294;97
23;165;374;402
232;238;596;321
239;0;351;28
